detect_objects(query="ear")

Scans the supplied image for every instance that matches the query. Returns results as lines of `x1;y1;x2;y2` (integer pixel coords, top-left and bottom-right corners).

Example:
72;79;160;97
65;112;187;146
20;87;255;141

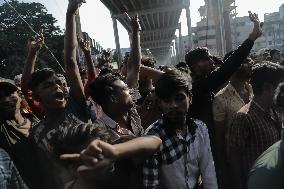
109;95;117;103
188;95;193;105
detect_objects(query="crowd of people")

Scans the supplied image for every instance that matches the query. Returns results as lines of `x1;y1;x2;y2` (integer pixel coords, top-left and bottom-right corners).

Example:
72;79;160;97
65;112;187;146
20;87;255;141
0;1;284;189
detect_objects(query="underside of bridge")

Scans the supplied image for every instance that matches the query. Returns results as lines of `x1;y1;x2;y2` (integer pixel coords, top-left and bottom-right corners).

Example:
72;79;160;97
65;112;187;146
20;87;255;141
100;0;190;65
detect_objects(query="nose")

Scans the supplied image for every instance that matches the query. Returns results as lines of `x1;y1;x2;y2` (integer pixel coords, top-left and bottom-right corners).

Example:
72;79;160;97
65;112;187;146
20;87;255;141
168;100;178;109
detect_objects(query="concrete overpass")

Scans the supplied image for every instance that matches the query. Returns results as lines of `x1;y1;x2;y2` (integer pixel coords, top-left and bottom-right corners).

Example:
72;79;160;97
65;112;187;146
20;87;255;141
100;0;193;65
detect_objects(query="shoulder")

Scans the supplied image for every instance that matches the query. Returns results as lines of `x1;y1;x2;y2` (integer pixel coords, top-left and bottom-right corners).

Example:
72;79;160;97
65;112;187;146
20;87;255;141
192;119;209;137
145;120;164;137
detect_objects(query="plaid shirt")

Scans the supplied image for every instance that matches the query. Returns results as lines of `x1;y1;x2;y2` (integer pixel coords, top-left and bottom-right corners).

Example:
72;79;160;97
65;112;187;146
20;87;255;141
229;100;282;177
143;119;217;189
0;149;28;189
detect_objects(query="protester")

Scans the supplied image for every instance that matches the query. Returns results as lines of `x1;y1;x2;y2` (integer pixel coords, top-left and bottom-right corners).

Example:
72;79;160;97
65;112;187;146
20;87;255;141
26;1;92;188
0;81;41;189
89;13;144;137
228;62;284;189
269;49;281;63
0;148;28;189
143;70;218;189
185;12;263;158
213;54;254;189
55;122;161;189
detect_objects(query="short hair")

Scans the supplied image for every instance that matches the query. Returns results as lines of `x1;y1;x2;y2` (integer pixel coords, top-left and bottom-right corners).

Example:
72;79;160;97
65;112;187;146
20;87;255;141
251;62;284;95
185;47;210;67
175;62;191;74
52;122;111;156
270;49;280;57
0;82;18;99
28;68;56;91
155;69;192;99
141;57;156;68
89;74;121;106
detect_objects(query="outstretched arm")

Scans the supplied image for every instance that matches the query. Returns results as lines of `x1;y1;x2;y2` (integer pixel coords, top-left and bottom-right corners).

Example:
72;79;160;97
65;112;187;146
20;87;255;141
64;0;86;102
126;13;141;88
60;136;162;165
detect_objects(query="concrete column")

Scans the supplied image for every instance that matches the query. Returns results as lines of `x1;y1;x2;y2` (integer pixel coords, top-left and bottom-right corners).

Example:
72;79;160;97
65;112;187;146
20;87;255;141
112;16;122;66
175;36;179;63
178;23;182;62
223;7;233;52
185;4;192;50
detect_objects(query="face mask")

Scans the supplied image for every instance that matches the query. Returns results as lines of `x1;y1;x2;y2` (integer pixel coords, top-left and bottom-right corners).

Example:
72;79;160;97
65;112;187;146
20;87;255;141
0;96;18;120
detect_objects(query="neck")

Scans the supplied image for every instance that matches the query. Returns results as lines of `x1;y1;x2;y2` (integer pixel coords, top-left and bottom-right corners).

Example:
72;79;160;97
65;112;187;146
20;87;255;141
253;96;272;110
230;76;247;91
104;108;129;128
14;110;25;125
163;116;187;131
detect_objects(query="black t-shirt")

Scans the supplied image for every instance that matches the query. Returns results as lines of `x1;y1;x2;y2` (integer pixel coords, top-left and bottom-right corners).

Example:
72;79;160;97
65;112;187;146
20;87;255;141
30;95;91;189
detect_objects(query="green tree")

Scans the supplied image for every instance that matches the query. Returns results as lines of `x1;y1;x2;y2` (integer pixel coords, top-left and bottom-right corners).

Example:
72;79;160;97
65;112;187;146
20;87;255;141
0;0;64;79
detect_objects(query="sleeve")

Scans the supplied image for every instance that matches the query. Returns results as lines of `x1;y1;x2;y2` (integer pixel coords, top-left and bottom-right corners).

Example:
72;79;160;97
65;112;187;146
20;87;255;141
143;154;160;189
228;112;250;150
212;94;226;122
192;39;254;93
199;124;218;189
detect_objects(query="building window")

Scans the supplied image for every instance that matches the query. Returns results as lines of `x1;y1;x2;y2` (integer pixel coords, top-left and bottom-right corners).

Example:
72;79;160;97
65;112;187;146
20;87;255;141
268;32;272;36
269;41;272;45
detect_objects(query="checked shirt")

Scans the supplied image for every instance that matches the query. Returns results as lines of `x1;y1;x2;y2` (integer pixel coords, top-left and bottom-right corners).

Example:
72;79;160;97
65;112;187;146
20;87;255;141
143;119;217;189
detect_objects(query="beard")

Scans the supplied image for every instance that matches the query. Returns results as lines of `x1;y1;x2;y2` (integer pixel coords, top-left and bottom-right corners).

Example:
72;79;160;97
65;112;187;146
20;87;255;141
162;114;187;133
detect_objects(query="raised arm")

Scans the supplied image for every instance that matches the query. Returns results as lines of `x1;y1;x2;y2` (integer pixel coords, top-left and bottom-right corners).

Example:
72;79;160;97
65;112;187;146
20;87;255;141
140;65;164;84
64;0;85;101
126;13;141;88
78;37;97;82
193;11;263;93
22;32;44;94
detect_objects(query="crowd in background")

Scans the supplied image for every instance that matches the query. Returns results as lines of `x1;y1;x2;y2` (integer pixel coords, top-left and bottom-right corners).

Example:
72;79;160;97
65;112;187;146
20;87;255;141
1;1;284;189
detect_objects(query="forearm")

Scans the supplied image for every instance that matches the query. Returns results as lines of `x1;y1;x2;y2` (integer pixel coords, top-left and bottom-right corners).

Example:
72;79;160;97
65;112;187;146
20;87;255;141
22;51;38;93
140;65;164;84
84;51;96;80
127;30;141;88
113;136;161;160
64;13;78;71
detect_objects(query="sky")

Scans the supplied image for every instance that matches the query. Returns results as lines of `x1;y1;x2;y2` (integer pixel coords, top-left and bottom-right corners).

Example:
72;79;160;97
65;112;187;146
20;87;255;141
3;0;283;49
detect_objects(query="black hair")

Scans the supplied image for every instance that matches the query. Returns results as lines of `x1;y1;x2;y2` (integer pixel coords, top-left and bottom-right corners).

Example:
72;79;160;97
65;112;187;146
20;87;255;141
175;62;191;74
28;68;56;91
0;82;18;99
52;122;113;167
80;69;87;76
251;62;284;96
155;69;192;99
89;74;121;106
141;57;156;68
185;47;210;67
270;49;280;57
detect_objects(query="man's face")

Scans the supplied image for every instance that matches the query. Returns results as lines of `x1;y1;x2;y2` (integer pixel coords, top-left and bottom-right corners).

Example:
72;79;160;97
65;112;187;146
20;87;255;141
111;80;134;111
0;91;22;119
235;59;253;79
191;58;214;77
35;75;67;110
159;90;191;125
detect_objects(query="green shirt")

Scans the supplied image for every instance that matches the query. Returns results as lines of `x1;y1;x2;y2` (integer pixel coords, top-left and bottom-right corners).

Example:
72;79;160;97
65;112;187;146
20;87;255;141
248;130;284;189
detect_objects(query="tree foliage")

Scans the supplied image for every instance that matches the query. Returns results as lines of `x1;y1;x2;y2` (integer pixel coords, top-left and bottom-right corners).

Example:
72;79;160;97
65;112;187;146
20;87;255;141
0;0;64;79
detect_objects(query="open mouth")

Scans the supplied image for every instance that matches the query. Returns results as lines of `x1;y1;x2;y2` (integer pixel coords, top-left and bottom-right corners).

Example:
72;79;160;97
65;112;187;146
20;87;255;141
55;91;65;101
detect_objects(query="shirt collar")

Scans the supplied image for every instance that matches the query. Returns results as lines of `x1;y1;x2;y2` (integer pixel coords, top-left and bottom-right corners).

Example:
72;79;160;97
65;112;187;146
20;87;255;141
99;111;118;129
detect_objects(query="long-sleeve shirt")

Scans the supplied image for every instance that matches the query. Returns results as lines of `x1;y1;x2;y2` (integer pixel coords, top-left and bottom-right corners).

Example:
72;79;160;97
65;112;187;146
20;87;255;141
143;119;217;189
189;39;254;149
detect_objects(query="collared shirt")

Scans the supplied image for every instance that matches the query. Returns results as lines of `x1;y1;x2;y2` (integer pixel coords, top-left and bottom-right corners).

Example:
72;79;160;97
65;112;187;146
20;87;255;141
97;88;144;137
248;130;284;189
213;82;253;129
229;100;282;178
143;119;217;189
0;148;28;189
98;107;144;137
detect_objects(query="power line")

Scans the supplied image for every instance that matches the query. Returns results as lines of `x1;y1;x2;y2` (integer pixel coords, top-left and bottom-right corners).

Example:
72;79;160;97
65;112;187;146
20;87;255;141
3;0;65;74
